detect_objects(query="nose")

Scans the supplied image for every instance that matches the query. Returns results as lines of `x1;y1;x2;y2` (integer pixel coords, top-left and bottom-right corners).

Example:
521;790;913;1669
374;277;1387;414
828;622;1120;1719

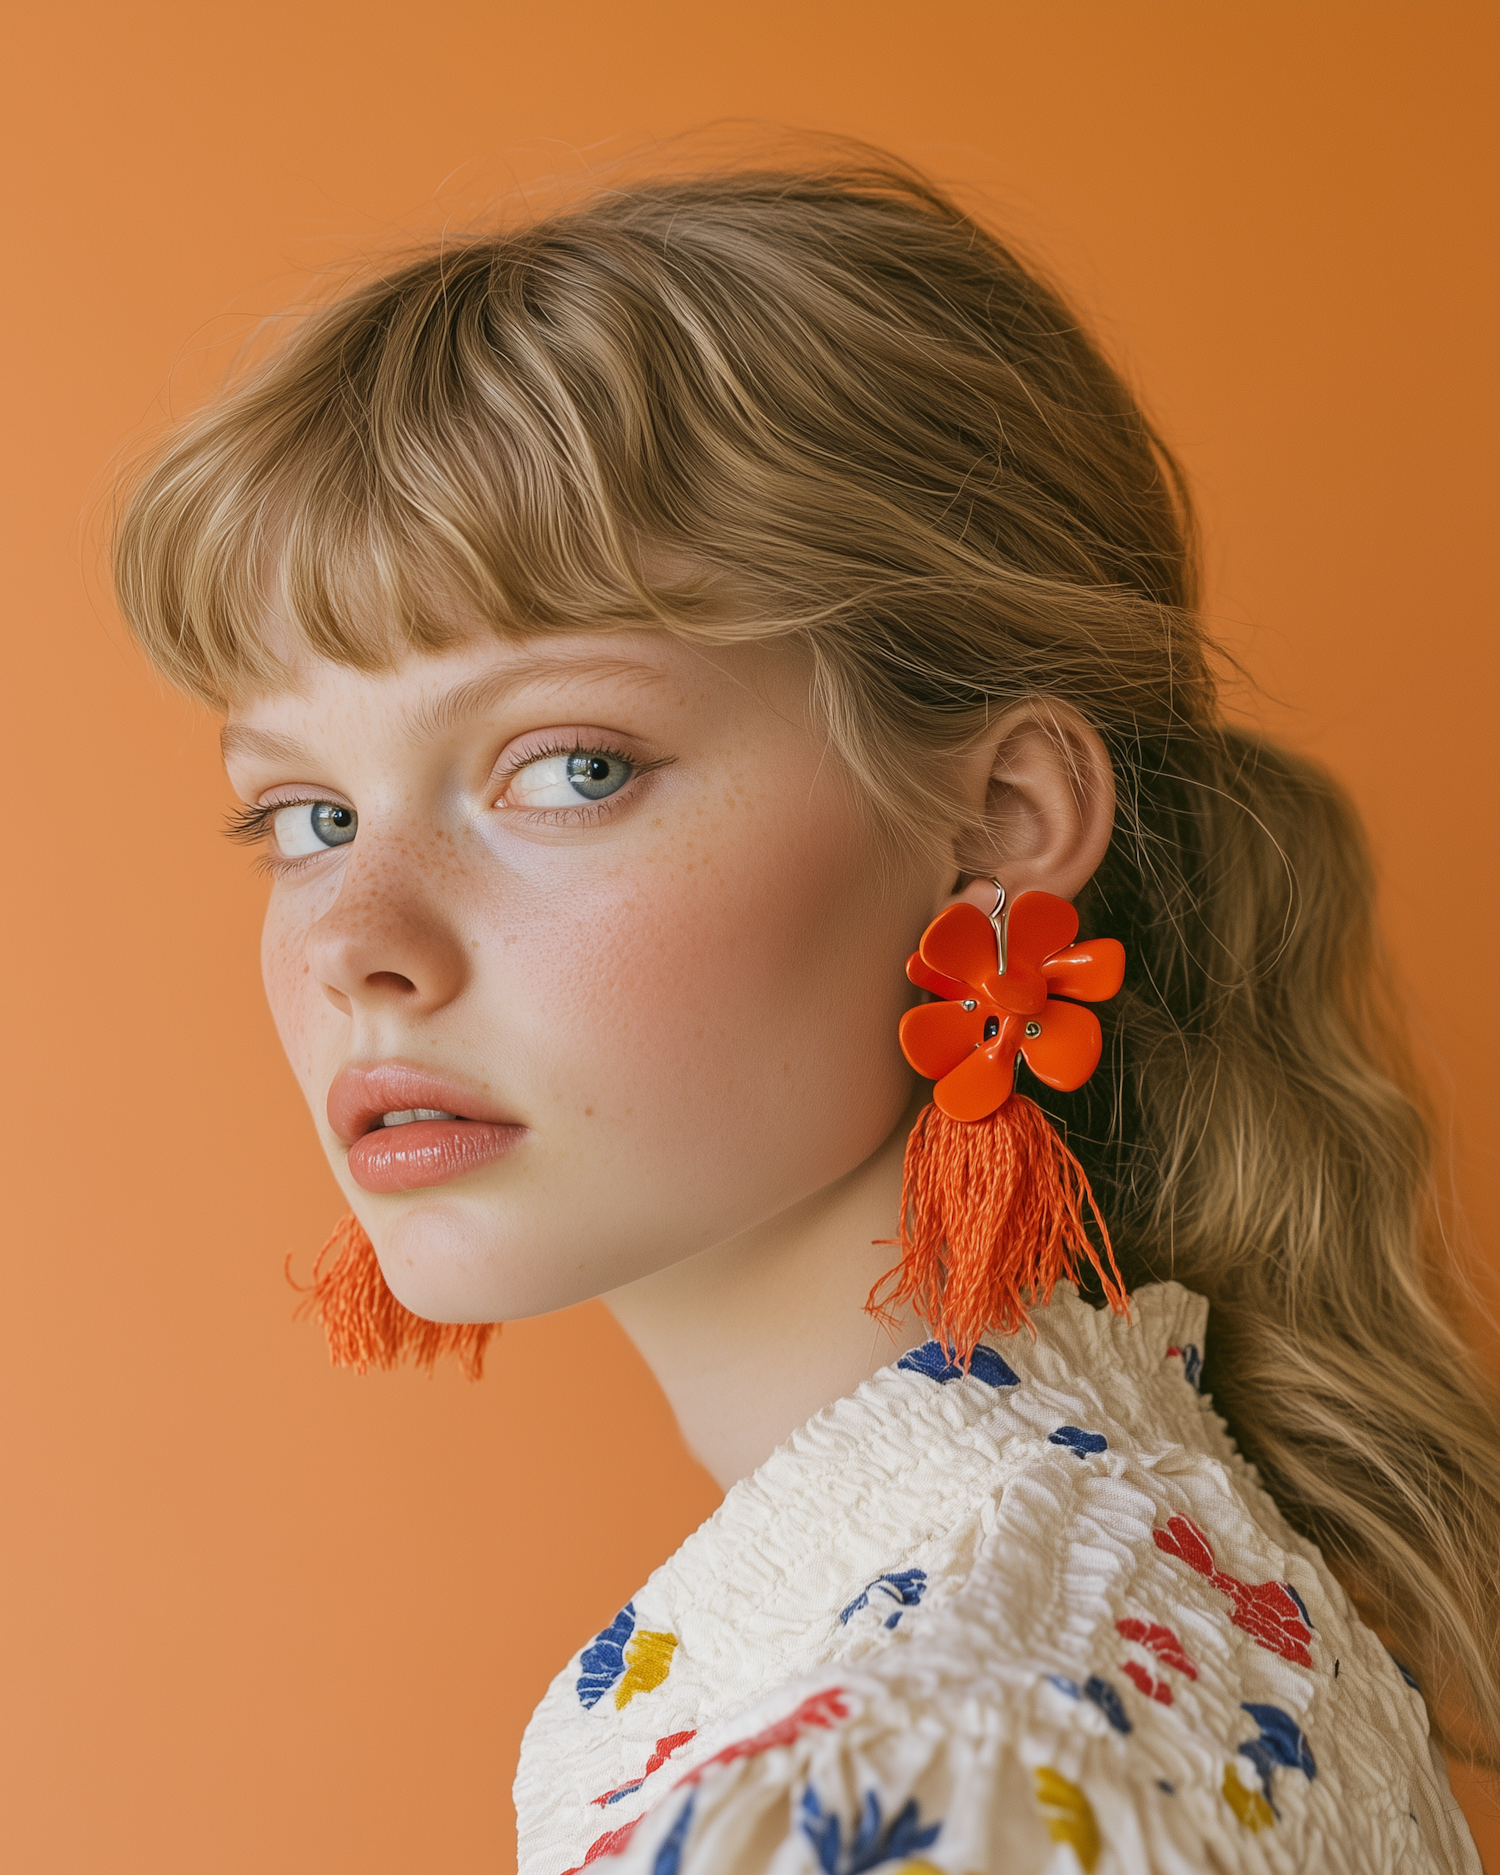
304;846;469;1017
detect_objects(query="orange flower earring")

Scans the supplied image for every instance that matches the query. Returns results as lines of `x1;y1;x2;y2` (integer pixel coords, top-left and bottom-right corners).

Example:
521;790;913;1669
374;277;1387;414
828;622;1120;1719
867;884;1129;1364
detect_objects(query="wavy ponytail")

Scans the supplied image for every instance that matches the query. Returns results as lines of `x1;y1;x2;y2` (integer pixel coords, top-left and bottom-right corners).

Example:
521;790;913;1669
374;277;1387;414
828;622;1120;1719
1059;724;1500;1755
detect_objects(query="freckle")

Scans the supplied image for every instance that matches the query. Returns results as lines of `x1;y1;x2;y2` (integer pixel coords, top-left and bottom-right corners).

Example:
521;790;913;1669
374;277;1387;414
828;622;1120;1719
584;1106;594;1117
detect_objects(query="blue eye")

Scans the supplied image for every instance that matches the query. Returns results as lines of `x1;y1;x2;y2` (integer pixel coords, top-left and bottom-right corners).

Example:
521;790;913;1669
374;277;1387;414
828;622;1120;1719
564;753;631;799
509;751;635;808
273;801;357;856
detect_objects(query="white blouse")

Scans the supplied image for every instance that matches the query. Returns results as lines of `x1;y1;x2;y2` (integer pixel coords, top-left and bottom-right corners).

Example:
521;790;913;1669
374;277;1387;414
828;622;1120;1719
514;1283;1477;1874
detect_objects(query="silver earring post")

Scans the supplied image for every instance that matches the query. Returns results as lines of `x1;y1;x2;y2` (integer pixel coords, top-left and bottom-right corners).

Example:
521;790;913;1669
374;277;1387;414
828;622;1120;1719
987;879;1007;972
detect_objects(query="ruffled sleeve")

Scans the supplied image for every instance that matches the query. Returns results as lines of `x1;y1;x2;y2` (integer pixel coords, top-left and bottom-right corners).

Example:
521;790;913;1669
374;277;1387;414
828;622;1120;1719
570;1648;1474;1875
566;1660;1162;1875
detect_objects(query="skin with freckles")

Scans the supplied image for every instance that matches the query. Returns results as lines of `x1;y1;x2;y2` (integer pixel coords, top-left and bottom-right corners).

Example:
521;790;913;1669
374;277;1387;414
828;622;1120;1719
225;626;1115;1487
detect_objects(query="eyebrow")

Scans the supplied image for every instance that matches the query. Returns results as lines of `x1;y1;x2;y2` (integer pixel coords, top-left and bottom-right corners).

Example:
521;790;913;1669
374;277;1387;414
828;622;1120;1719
220;723;308;765
219;648;674;768
405;651;671;741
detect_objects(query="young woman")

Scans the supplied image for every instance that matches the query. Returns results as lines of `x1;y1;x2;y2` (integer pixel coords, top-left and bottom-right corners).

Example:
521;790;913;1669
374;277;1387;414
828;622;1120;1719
114;152;1497;1873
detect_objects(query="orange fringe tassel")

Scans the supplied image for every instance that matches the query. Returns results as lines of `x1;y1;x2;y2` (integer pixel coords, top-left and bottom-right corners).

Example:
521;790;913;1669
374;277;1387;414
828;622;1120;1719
288;1212;498;1380
867;1094;1128;1366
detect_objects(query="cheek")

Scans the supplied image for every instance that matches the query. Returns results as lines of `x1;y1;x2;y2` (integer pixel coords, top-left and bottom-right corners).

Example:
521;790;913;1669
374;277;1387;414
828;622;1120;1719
260;894;333;1103
505;771;916;1207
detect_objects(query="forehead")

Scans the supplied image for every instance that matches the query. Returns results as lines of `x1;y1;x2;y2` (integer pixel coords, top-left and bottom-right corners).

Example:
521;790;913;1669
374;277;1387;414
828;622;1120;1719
219;629;804;768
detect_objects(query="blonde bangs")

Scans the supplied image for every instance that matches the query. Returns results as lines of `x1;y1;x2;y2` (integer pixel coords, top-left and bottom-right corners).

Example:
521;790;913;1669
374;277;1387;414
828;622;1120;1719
115;164;1202;727
112;254;697;709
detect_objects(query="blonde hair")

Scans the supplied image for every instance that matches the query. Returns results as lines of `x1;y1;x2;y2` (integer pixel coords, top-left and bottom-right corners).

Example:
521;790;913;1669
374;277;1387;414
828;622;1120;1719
114;149;1499;1754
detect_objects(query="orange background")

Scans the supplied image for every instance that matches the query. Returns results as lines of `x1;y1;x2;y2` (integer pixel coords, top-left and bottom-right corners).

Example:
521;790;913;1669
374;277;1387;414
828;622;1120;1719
2;4;1496;1869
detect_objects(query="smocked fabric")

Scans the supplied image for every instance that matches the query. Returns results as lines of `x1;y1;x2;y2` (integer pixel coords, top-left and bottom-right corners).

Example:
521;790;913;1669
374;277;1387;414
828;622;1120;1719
514;1283;1477;1874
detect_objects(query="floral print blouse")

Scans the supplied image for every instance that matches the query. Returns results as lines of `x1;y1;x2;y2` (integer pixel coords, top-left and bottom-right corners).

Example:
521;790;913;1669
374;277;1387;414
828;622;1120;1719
515;1283;1477;1875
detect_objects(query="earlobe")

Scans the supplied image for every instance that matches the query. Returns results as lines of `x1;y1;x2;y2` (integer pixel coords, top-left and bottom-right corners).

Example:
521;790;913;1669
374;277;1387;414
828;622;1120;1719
952;700;1116;905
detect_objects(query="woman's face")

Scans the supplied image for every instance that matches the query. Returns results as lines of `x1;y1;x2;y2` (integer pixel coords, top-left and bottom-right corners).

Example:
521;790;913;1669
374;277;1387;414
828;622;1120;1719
223;629;946;1322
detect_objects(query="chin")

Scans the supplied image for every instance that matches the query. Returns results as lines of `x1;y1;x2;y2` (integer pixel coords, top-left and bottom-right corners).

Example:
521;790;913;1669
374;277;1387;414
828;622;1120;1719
367;1196;590;1324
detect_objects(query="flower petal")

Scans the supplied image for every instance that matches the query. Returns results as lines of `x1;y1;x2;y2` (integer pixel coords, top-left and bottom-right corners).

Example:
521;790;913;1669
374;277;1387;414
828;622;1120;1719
990;961;1047;1016
1005;891;1079;971
899;1001;986;1080
1017;998;1103;1091
917;902;997;993
906;952;973;1002
1043;939;1125;1003
934;1028;1022;1121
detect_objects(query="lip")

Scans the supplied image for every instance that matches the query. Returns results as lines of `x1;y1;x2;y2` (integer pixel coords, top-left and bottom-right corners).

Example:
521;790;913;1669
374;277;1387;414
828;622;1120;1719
328;1062;526;1195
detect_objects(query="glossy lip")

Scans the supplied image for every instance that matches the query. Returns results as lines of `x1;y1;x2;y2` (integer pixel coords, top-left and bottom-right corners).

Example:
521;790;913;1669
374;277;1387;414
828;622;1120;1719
326;1063;511;1143
328;1063;526;1195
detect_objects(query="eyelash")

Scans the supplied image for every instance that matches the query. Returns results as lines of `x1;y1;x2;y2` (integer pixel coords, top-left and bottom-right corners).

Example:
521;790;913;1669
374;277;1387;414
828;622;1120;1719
223;743;668;857
223;796;338;879
224;798;306;847
493;738;670;819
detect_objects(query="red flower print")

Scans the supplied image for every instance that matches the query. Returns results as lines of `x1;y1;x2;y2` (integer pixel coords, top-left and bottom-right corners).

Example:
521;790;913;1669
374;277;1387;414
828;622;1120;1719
1117;1617;1199;1705
1153;1514;1314;1668
590;1731;698;1808
898;892;1125;1122
676;1687;851;1788
1116;1617;1199;1680
1120;1660;1174;1704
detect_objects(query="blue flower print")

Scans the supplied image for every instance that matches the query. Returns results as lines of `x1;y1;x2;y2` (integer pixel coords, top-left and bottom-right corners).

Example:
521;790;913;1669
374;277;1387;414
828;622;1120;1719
1047;1672;1133;1734
898;1340;1019;1387
651;1796;695;1875
1237;1704;1316;1818
1165;1342;1202;1389
1388;1651;1421;1692
799;1785;941;1874
1182;1345;1202;1388
577;1602;635;1709
1083;1674;1132;1734
1049;1425;1108;1458
839;1569;928;1630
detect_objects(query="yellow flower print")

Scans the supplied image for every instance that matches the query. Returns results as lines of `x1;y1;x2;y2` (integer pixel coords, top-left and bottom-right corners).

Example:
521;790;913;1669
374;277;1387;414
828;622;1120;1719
614;1629;678;1709
1222;1760;1275;1831
1034;1766;1101;1871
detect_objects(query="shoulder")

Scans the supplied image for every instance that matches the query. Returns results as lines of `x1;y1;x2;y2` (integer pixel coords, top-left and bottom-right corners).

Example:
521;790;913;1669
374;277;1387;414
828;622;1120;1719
519;1288;1477;1874
573;1449;1474;1875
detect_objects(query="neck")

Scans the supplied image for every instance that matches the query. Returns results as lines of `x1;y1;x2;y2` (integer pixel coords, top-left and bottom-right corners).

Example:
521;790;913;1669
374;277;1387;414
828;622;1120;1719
602;1096;929;1491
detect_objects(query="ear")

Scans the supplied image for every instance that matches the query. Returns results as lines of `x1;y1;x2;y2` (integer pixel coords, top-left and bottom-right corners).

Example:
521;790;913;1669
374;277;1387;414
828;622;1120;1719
946;699;1115;908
